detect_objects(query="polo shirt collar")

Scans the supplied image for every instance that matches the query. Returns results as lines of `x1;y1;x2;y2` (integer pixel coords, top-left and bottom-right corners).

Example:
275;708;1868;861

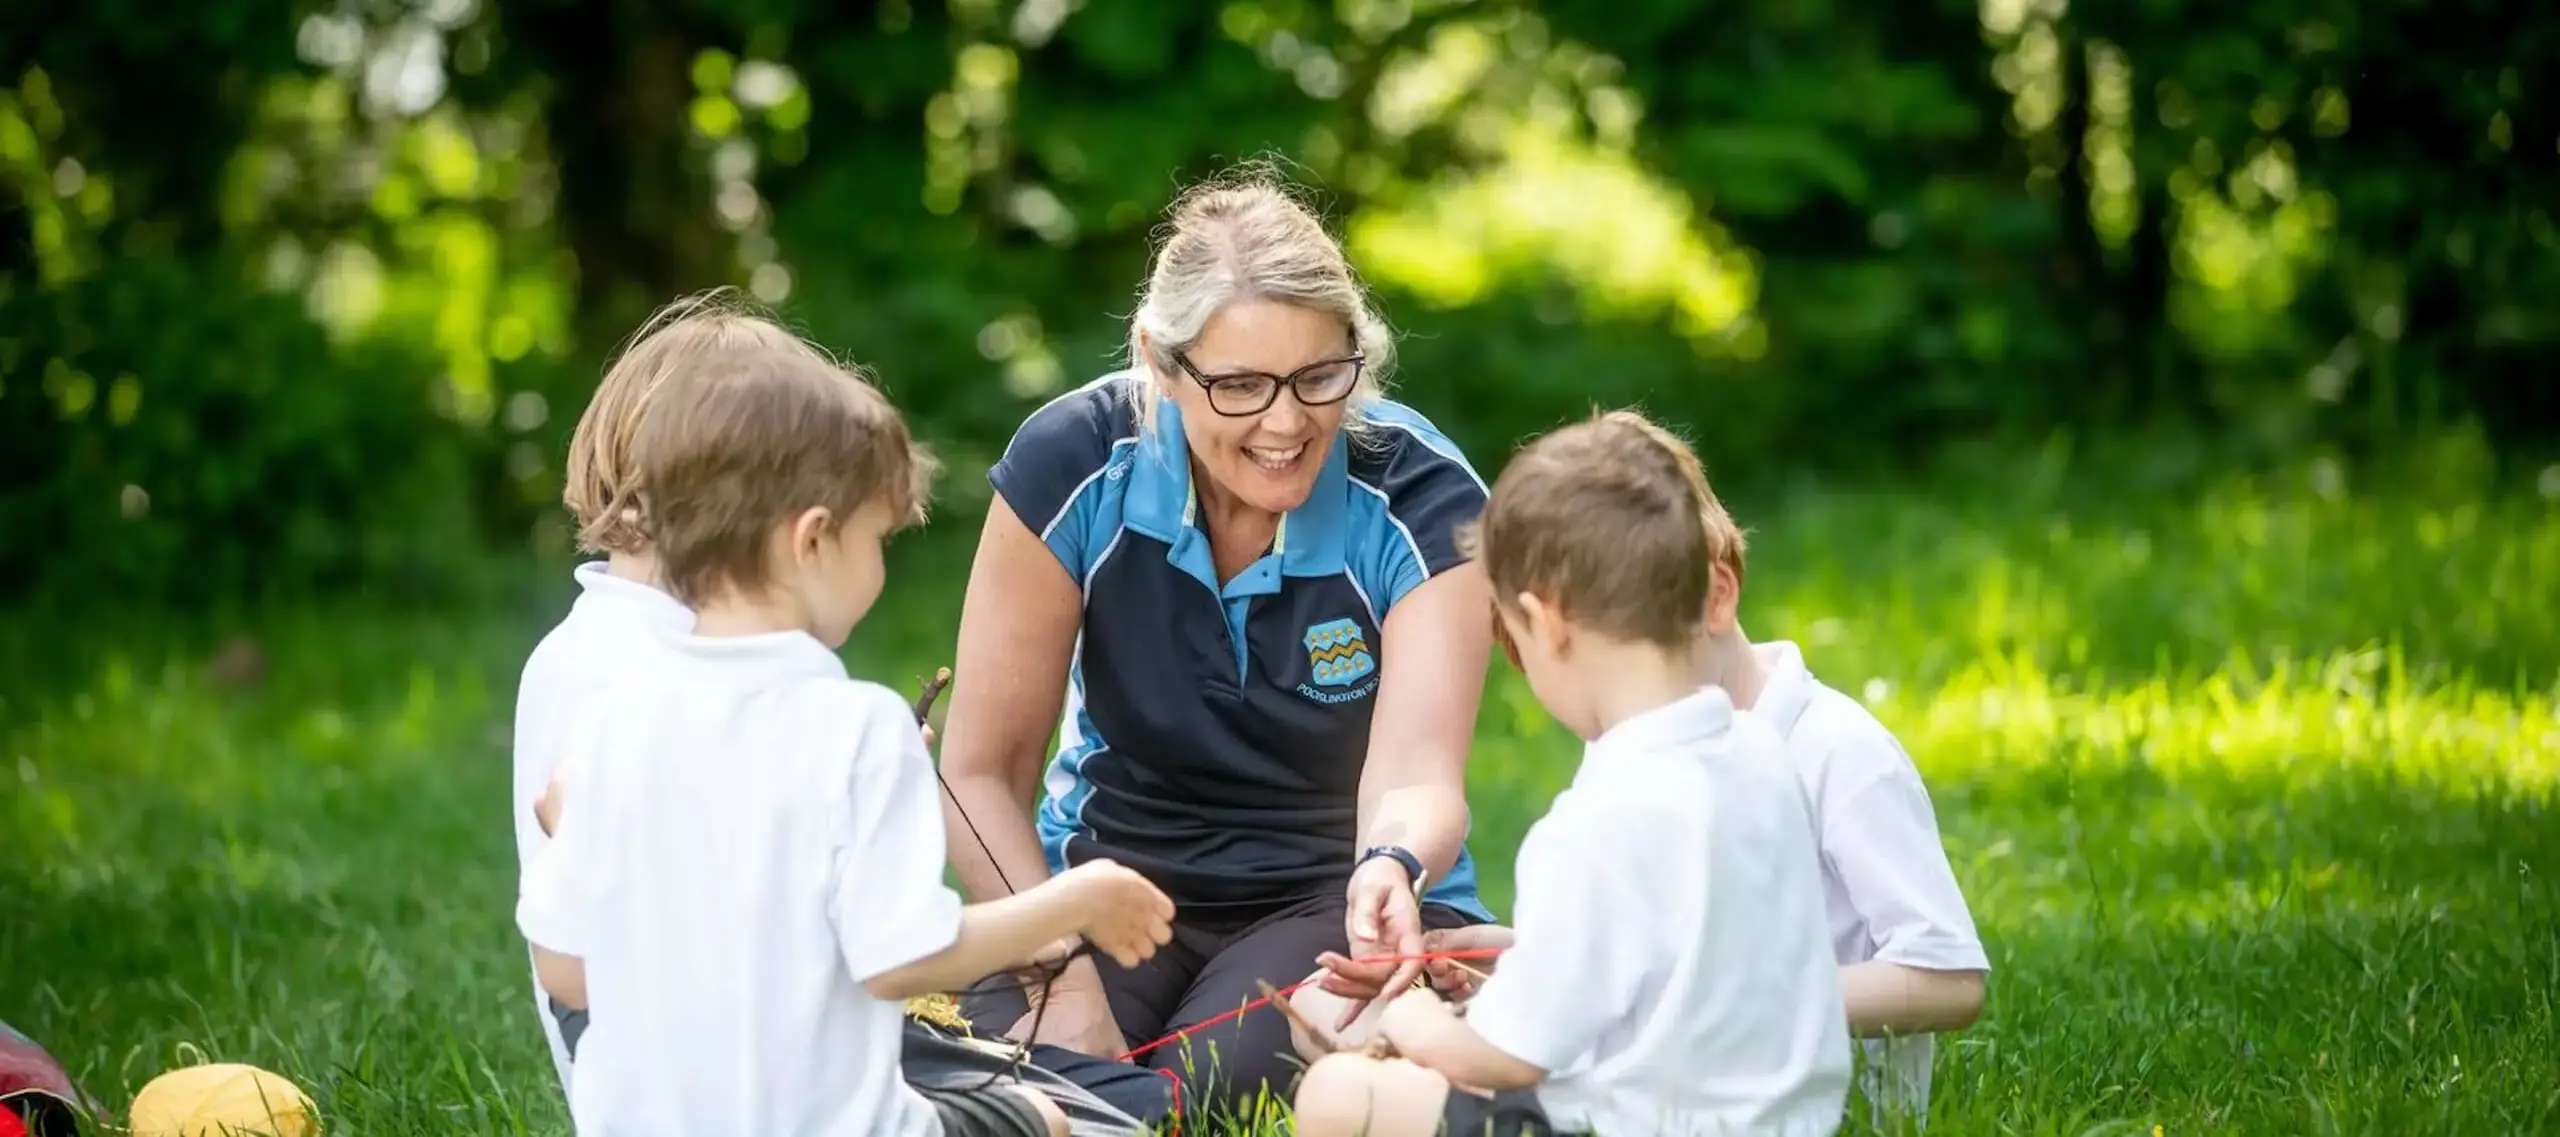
1123;392;1352;594
1584;685;1738;772
1748;639;1818;740
652;623;849;682
573;561;694;631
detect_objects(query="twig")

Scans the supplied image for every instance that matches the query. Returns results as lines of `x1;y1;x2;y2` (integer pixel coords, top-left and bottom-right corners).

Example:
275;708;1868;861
1259;979;1347;1053
913;665;953;726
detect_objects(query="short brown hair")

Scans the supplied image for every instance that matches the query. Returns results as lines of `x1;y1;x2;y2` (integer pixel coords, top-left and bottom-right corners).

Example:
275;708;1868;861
563;288;843;555
1460;409;1749;650
627;336;938;609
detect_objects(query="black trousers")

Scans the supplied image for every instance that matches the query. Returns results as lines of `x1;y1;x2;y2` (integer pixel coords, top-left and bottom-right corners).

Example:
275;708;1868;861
551;998;1171;1134
961;889;1484;1123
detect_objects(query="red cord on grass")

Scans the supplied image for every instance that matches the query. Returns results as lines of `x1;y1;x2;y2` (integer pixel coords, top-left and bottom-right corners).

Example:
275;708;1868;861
1112;947;1505;1135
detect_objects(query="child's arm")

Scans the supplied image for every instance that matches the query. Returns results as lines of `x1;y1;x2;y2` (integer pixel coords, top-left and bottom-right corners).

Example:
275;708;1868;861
1377;989;1544;1092
1394;807;1654;1092
533;946;588;1009
832;685;1172;1002
863;863;1166;1001
1823;738;1991;1036
1840;961;1985;1036
517;784;604;1010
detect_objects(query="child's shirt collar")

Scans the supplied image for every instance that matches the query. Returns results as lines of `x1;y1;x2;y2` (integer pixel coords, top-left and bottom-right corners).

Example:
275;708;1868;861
650;623;846;683
572;560;694;631
1584;685;1738;772
1749;639;1819;739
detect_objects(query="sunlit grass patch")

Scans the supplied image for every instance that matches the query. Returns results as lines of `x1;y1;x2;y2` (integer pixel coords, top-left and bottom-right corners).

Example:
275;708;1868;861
3;472;2554;1135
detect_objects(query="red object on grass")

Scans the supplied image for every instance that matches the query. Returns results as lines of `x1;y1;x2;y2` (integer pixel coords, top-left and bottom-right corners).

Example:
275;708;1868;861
1;1019;84;1136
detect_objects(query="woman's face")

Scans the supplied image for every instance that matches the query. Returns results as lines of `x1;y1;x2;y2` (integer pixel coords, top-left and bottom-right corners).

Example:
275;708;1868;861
1157;299;1360;517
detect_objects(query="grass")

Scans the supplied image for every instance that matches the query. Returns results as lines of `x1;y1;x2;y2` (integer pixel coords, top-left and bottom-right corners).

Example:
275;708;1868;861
4;464;2556;1136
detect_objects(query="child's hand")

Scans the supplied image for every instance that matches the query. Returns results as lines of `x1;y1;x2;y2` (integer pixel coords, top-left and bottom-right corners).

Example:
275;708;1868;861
1421;924;1513;1000
1058;860;1174;968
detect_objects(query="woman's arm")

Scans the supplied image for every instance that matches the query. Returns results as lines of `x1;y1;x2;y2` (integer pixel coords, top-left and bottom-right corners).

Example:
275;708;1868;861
938;496;1083;905
1356;562;1494;881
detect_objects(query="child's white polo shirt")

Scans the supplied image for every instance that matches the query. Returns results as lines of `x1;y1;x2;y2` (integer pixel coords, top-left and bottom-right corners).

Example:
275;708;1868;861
1752;640;1991;1126
1463;686;1852;1137
511;560;694;1090
516;625;965;1137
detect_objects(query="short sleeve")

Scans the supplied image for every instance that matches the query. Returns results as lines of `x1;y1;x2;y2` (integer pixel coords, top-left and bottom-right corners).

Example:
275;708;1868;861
1460;791;1658;1073
516;770;605;957
986;380;1133;583
829;685;967;982
1822;726;1990;973
1347;403;1490;612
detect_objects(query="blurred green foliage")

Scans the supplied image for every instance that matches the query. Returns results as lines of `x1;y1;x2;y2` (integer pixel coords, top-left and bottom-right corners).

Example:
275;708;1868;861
0;0;2553;605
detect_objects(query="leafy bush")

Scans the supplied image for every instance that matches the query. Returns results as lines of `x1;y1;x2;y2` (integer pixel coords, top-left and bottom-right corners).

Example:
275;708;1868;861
0;257;498;605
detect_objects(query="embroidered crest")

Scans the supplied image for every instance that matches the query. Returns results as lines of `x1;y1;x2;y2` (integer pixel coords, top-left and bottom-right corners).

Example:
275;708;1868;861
1303;617;1377;689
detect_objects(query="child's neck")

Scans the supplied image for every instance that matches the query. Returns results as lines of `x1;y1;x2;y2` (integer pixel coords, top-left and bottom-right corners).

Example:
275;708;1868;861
690;589;810;639
1577;636;1710;740
606;549;659;586
1694;625;1767;709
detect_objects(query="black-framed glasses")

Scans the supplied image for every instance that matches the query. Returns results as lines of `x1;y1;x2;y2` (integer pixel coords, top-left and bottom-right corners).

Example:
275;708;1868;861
1170;349;1365;417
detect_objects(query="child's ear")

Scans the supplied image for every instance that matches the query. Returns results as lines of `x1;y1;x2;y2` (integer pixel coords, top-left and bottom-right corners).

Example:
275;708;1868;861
788;507;835;563
1515;591;1569;658
1704;561;1742;633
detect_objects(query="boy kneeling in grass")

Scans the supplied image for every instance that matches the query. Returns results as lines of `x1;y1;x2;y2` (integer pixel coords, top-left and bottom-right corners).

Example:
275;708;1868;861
1301;412;1990;1133
1290;410;1854;1137
517;347;1177;1137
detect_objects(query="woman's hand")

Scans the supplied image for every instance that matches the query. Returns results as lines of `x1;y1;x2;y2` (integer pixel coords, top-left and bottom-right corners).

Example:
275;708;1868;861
1316;856;1428;1028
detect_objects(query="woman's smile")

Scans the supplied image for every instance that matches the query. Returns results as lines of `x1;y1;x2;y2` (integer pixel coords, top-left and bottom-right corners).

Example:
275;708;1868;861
1245;440;1309;475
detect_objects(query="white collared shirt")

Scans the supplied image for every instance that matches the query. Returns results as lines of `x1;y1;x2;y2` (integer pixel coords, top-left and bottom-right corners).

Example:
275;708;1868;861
512;561;696;1090
1464;687;1852;1137
1750;640;1990;1127
516;625;965;1137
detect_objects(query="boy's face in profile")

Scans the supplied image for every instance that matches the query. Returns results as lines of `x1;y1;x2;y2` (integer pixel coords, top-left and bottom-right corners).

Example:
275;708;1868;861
790;497;896;649
1495;592;1596;739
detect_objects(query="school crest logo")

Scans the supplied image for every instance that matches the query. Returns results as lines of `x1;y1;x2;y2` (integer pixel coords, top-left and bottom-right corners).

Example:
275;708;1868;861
1300;618;1377;704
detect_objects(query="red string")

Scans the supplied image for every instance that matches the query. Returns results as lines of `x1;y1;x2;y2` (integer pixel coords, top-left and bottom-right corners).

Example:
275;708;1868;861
1109;948;1505;1134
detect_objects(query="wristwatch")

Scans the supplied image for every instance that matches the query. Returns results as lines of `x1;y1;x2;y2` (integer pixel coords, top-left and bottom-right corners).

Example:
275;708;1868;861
1356;844;1424;886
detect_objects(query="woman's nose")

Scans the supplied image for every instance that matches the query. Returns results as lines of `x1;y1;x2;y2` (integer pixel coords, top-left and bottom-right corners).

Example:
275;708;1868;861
1259;385;1311;433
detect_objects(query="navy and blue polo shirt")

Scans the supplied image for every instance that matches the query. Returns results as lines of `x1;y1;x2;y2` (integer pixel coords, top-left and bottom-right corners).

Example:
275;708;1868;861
987;371;1495;923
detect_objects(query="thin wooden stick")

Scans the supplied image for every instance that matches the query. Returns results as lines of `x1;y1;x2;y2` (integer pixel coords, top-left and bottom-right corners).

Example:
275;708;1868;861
912;666;953;726
1258;979;1347;1054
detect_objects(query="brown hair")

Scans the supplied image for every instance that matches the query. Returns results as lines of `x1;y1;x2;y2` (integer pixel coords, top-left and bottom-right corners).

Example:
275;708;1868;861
1460;409;1749;652
624;327;939;609
563;288;847;555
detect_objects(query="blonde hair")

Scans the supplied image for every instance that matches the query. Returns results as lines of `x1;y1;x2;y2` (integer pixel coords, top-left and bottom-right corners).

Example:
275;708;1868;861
630;341;938;609
562;288;843;554
1123;162;1394;434
1460;408;1749;650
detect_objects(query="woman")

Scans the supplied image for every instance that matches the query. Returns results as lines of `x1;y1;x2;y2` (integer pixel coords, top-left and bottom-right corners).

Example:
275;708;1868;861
937;170;1497;1118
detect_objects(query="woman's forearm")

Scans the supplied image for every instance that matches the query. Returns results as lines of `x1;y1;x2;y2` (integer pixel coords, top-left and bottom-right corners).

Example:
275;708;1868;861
1359;783;1472;882
1839;960;1986;1036
942;771;1058;903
